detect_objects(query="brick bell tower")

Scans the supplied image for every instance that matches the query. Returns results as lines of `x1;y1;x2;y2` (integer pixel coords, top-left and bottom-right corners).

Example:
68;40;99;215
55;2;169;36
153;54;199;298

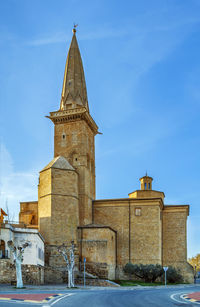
47;27;99;226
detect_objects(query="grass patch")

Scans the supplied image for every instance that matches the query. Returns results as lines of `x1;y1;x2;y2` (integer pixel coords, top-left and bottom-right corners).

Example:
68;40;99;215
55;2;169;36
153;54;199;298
114;280;189;287
115;280;163;287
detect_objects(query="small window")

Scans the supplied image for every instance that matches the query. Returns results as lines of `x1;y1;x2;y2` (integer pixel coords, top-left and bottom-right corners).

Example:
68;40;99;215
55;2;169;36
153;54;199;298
148;183;150;190
144;183;147;190
135;208;141;216
62;134;66;139
73;154;79;164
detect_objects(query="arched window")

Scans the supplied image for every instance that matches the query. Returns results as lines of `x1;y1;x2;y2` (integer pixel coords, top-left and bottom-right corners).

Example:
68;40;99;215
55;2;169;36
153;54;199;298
0;240;6;259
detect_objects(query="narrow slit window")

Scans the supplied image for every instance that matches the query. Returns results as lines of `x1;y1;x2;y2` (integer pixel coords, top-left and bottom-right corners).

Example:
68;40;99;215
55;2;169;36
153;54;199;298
135;208;141;216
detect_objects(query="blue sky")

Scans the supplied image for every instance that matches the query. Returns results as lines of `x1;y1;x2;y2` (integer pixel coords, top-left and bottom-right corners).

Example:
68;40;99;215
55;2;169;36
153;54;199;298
0;0;200;258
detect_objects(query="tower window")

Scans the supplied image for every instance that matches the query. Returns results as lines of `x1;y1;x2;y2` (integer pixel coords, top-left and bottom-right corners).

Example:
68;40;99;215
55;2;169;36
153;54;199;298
62;134;66;139
73;153;79;165
148;183;150;190
145;183;147;190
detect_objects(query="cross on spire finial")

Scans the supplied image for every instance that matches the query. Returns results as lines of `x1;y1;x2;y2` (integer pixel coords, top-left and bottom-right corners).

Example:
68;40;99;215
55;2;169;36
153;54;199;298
73;23;78;34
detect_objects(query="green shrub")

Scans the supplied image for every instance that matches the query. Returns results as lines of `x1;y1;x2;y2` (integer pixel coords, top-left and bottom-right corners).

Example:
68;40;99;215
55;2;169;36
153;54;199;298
166;266;183;283
124;263;163;283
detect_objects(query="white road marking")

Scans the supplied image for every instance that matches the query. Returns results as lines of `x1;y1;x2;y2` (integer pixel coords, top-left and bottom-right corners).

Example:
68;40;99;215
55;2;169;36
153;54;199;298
50;294;74;306
170;292;188;304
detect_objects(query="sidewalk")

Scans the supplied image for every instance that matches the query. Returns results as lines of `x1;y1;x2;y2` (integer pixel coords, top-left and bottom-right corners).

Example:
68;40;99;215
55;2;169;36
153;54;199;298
0;283;200;292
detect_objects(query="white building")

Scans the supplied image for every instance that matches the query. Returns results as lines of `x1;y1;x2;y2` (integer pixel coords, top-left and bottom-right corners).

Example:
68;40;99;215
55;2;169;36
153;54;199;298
0;222;44;266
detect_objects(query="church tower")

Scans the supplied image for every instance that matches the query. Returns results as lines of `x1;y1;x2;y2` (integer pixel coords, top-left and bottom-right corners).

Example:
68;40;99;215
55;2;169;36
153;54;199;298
47;27;98;225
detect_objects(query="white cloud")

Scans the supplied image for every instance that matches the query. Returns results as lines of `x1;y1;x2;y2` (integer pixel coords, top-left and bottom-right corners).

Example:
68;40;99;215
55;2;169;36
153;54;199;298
26;32;71;46
0;143;38;221
25;6;200;47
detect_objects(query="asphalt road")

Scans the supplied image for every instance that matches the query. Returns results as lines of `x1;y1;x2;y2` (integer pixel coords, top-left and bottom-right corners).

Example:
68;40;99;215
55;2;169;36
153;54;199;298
1;285;200;307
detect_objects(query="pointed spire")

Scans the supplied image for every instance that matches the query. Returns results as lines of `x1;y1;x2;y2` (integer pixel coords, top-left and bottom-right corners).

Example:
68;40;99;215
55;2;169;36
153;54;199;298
60;27;89;111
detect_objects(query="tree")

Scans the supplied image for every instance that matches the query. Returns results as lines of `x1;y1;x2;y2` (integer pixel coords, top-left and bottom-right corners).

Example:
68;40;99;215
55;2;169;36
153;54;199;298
166;266;183;283
124;263;163;283
188;254;200;272
58;241;75;288
7;240;29;288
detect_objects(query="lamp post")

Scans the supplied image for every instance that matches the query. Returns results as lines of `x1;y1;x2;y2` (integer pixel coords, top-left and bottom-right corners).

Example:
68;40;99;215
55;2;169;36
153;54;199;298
83;257;86;287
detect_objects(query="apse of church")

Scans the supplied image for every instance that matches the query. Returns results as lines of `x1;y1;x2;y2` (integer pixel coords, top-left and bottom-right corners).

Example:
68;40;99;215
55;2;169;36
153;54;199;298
19;28;194;283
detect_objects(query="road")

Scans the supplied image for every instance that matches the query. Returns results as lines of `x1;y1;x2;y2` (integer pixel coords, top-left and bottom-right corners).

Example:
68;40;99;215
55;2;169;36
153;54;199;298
0;285;200;306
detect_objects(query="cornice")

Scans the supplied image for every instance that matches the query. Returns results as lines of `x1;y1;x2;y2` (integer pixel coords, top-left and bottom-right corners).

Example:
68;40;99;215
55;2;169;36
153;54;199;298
78;224;117;234
164;204;189;216
46;108;98;135
93;197;164;209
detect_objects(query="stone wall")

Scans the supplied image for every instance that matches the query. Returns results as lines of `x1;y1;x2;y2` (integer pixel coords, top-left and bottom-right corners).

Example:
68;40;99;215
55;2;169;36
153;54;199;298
38;165;79;245
0;259;44;285
19;201;38;226
0;260;15;283
80;262;108;279
78;226;116;279
163;207;188;263
44;244;79;284
93;198;162;270
162;205;193;282
76;278;119;287
54;120;96;226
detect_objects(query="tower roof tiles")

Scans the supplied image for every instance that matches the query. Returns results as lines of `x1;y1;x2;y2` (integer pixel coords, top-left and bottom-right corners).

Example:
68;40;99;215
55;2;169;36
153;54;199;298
41;156;75;172
60;29;89;111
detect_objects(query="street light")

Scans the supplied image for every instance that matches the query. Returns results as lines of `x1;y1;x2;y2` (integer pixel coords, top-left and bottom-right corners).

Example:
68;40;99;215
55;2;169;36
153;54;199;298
194;264;197;284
